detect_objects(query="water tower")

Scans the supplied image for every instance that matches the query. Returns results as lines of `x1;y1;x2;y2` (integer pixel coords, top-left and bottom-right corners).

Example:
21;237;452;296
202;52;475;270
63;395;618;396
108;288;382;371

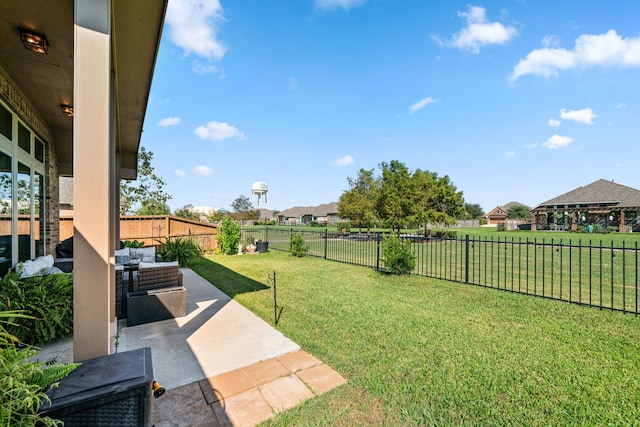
252;181;268;209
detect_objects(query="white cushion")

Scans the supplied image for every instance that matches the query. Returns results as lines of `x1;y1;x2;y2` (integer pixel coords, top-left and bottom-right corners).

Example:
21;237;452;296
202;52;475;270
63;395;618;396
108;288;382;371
138;261;178;269
136;247;156;263
115;248;129;257
19;254;54;277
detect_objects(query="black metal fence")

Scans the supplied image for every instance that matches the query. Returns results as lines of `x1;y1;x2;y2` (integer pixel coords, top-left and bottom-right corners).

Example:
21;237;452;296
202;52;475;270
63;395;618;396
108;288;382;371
242;227;640;315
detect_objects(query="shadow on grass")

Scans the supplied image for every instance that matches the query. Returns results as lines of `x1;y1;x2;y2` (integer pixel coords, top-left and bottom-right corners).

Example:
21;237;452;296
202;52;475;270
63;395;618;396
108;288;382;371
189;256;269;298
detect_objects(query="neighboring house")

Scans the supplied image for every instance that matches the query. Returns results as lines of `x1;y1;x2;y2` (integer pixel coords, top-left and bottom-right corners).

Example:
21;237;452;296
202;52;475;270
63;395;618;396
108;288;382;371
532;179;640;232
2;1;167;360
59;176;73;217
277;202;340;226
485;202;531;225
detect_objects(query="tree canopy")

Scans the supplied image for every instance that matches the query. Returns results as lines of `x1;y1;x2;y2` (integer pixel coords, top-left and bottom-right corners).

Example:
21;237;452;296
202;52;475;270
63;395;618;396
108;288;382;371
338;160;466;234
464;203;485;219
507;204;532;219
174;204;200;221
120;146;172;215
231;195;260;222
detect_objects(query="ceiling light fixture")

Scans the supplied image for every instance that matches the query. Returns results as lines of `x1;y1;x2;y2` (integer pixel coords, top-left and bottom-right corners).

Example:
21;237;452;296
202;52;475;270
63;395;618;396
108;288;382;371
19;28;49;54
60;104;74;117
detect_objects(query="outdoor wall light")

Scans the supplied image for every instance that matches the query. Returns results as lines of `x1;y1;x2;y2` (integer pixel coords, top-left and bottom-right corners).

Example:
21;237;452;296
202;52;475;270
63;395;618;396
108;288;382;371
19;28;49;54
60;104;74;117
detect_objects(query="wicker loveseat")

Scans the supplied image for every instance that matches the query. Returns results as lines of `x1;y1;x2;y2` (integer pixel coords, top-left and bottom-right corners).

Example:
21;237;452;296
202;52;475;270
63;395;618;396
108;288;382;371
133;261;183;291
126;261;186;326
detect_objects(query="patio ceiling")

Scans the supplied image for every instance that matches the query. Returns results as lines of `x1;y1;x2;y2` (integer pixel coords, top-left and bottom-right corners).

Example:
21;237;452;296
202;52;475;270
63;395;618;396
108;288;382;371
0;0;166;179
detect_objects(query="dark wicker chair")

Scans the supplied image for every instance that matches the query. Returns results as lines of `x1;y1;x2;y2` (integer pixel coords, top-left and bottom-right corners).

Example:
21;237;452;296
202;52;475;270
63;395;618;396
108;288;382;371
133;262;183;292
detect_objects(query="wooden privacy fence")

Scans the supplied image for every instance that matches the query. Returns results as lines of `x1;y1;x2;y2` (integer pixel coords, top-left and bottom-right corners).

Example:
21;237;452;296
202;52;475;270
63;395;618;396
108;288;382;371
59;215;218;252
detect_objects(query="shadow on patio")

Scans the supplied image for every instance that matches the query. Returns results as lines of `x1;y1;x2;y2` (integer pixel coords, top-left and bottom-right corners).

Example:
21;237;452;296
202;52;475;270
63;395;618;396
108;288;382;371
36;267;346;426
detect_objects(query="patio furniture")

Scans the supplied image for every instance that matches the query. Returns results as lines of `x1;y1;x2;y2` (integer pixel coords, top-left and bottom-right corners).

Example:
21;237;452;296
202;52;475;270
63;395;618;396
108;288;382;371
133;261;183;292
126;261;186;326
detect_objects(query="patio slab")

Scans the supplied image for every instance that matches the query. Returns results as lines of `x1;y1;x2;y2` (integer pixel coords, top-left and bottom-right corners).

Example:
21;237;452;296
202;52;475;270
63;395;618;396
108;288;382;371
35;268;347;426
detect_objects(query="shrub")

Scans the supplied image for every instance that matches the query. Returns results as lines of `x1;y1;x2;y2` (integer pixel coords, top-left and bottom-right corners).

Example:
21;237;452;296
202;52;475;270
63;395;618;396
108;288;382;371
217;216;241;255
289;232;310;257
160;236;202;266
381;233;416;275
0;272;74;345
0;310;79;427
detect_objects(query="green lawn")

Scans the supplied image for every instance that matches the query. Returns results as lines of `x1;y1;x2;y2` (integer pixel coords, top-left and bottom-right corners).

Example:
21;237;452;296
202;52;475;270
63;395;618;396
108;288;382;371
191;251;640;426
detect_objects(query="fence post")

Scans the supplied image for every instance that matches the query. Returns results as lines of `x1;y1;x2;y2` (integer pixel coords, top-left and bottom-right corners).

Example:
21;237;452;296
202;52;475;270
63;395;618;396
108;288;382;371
265;226;269;243
324;228;328;260
465;234;470;284
376;235;381;271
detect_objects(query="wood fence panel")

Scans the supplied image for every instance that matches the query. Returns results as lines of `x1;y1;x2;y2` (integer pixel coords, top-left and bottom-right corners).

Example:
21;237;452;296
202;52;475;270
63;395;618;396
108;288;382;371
59;215;218;251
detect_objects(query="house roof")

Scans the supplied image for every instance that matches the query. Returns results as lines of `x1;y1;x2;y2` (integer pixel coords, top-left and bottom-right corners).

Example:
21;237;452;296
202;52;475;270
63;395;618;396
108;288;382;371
278;202;339;218
534;179;640;210
487;202;530;217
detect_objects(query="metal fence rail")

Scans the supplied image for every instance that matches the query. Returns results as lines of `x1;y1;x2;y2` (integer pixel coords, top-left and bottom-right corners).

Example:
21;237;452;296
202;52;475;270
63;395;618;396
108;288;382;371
242;227;640;315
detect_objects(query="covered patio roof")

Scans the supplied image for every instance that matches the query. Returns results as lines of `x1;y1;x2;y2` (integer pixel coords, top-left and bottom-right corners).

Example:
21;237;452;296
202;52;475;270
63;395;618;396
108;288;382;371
0;0;166;179
532;179;640;213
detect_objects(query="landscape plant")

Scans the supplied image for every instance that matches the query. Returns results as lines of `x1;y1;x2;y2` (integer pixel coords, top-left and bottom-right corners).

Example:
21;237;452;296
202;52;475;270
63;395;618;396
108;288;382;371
160;236;202;266
217;216;241;255
289;232;309;257
380;232;415;274
0;271;74;345
0;310;78;427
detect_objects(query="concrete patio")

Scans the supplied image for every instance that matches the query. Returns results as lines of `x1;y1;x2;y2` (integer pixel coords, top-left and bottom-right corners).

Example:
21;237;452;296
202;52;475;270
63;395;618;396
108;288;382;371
36;268;346;426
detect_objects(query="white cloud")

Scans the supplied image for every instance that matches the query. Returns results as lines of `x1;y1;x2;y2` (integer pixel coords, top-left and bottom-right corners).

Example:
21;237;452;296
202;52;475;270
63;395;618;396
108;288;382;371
560;108;596;124
157;117;181;127
409;97;438;114
541;35;561;48
548;118;562;127
511;30;640;80
192;166;214;176
192;62;221;76
438;5;518;53
314;0;366;11
504;150;516;158
165;0;227;60
333;155;354;167
616;102;626;109
194;121;246;141
543;134;573;149
524;143;538;149
174;169;186;177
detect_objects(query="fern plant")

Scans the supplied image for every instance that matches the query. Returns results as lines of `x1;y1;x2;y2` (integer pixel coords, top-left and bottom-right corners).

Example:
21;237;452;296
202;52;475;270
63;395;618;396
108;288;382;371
0;271;74;345
0;311;79;427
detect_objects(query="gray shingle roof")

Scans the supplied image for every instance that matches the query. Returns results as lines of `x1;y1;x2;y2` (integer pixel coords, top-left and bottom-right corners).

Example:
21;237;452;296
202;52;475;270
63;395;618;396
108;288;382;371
535;179;640;209
278;202;339;218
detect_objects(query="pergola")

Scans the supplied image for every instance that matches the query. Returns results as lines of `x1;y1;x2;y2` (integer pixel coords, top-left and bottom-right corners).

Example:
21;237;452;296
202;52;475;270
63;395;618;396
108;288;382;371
531;179;640;232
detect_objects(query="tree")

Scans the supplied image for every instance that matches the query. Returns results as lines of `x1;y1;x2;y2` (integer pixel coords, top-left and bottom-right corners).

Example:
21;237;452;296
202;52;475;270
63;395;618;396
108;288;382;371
337;168;379;232
377;160;414;235
338;160;466;235
231;195;260;222
411;169;465;235
137;200;171;215
465;203;485;219
174;204;201;221
507;204;531;219
207;210;224;223
120;146;172;214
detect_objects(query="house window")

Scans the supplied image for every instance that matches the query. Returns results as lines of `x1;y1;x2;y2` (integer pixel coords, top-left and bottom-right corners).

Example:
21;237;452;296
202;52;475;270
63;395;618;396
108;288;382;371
0;100;47;274
18;122;30;154
0;151;11;274
0;104;11;140
35;138;44;163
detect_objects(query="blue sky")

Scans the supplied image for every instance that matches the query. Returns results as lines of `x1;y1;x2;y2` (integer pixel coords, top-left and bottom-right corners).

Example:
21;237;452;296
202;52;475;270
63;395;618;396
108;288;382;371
140;0;640;214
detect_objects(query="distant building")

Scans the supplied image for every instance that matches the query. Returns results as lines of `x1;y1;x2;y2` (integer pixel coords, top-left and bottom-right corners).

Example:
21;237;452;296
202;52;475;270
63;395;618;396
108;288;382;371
276;202;340;226
532;179;640;232
485;202;530;225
